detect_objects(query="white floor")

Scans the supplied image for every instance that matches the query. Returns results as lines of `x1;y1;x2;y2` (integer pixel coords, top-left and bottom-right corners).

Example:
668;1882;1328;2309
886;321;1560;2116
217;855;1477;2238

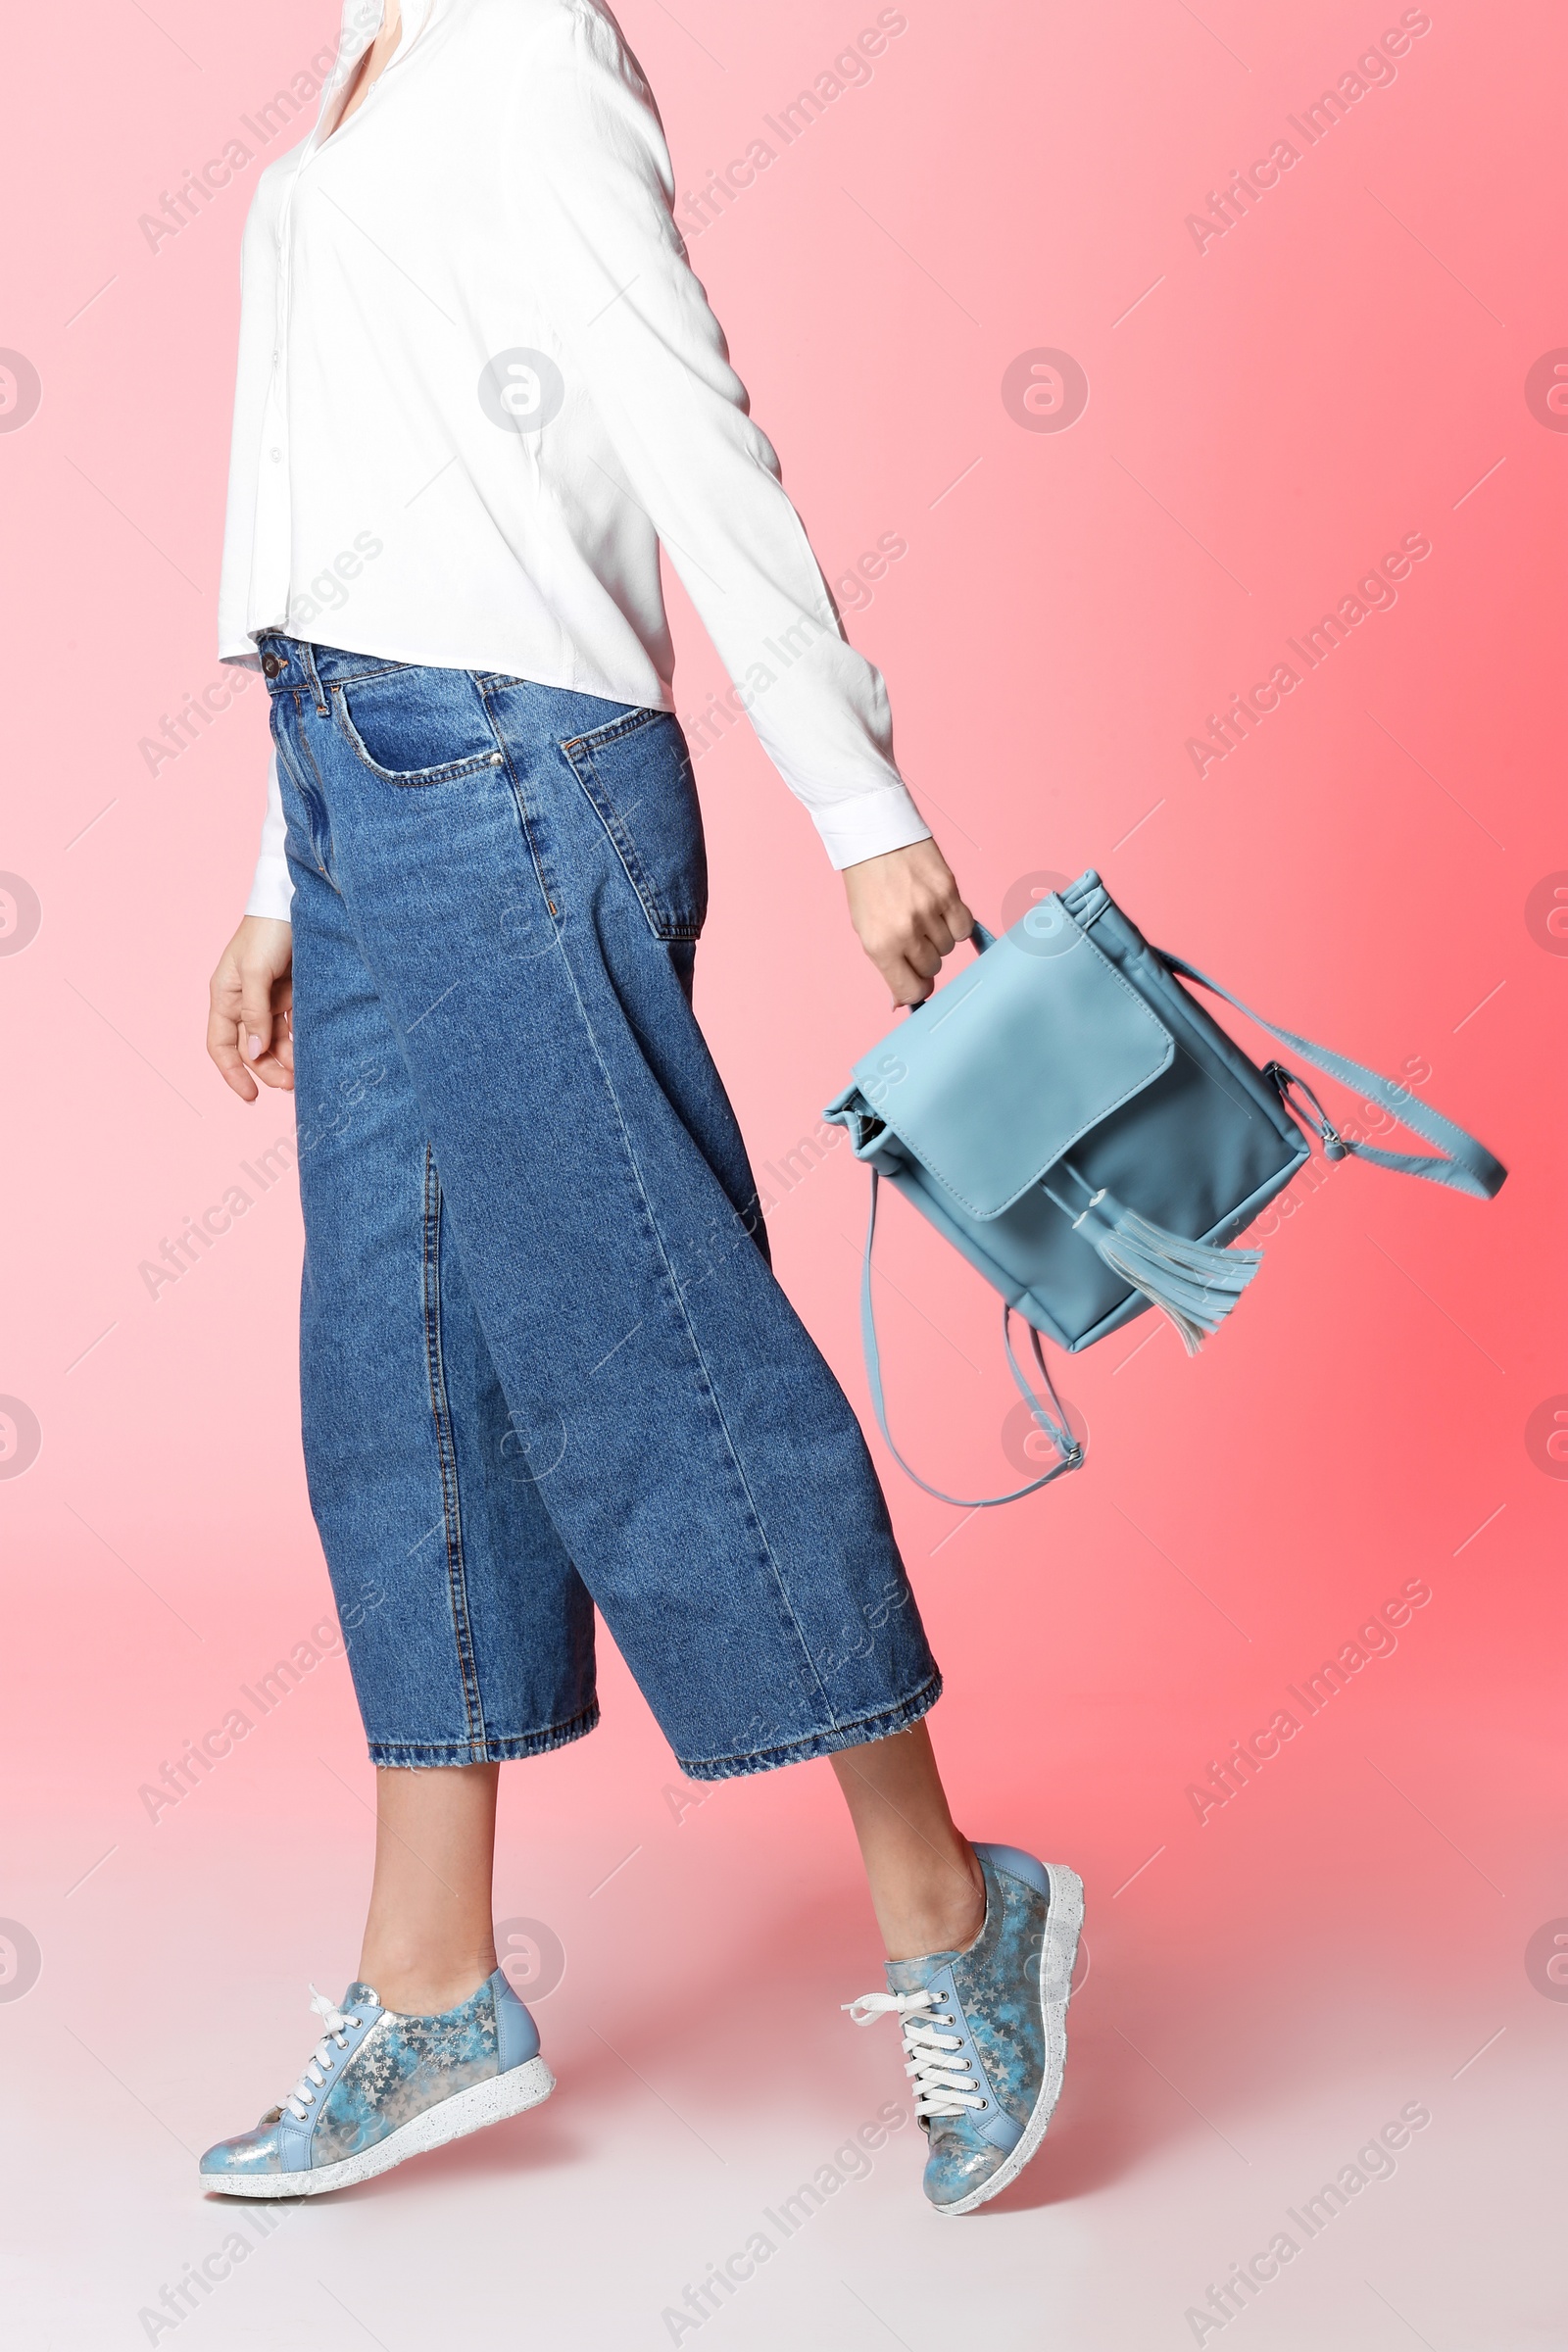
6;1661;1564;2352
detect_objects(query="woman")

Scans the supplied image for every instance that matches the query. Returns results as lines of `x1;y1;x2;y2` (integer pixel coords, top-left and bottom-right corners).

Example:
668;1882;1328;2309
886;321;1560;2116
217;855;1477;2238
201;0;1081;2215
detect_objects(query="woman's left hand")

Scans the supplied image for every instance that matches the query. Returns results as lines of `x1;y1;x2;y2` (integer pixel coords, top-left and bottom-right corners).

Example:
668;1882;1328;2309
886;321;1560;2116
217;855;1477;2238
207;915;296;1100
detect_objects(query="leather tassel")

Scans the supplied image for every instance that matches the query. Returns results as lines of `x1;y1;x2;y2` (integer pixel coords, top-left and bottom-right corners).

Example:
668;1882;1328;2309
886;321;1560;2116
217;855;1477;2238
1068;1185;1263;1355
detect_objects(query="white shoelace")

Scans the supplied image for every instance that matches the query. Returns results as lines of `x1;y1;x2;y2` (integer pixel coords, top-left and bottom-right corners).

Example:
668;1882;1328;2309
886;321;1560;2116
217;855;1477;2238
843;1987;984;2119
279;1985;364;2123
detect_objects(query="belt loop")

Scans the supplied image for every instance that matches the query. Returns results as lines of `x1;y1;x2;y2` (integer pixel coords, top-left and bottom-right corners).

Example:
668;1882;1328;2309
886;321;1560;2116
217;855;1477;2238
299;640;328;716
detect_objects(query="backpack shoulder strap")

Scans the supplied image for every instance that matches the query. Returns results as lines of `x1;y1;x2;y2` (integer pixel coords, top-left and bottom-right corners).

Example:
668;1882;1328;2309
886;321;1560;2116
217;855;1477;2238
858;1170;1084;1508
1155;952;1507;1200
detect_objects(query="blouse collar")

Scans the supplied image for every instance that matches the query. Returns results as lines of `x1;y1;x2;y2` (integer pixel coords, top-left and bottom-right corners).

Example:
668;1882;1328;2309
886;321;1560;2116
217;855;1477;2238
308;0;438;156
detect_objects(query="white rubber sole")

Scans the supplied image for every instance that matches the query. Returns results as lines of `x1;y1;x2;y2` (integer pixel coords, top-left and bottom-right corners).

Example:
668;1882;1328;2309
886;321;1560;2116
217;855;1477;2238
933;1861;1085;2218
202;2055;556;2198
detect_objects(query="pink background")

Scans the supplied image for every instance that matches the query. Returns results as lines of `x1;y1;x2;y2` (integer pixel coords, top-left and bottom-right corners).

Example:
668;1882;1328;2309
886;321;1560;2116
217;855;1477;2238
2;1;1564;2344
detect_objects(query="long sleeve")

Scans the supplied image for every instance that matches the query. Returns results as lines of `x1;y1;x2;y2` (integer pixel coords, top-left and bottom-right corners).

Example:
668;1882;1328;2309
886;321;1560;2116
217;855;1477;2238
245;750;295;920
219;0;935;915
507;3;932;869
223;164;298;922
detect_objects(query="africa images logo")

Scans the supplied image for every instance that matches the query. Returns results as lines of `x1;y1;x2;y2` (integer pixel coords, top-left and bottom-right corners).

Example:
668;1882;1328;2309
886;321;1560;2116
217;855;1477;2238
1524;1396;1568;1480
0;873;42;955
479;350;565;436
1524;350;1568;431
1002;349;1089;434
0;1396;43;1480
0;351;42;433
0;1920;42;2001
1525;1919;1568;2000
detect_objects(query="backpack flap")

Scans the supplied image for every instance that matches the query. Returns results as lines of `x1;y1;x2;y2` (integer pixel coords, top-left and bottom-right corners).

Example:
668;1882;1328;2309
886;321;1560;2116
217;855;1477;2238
837;904;1175;1220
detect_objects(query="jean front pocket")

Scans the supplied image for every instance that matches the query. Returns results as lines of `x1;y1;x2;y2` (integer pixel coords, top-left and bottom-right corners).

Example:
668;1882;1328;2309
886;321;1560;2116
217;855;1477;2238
332;667;503;787
560;708;707;941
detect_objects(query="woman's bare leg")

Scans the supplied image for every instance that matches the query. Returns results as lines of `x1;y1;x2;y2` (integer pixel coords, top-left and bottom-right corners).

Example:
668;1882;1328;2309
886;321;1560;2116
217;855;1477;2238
357;1763;501;2013
831;1721;986;1961
353;1731;980;2010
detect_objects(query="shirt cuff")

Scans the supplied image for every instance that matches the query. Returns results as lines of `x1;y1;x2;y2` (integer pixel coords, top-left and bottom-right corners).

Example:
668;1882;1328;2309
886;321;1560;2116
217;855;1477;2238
810;782;933;871
245;858;295;921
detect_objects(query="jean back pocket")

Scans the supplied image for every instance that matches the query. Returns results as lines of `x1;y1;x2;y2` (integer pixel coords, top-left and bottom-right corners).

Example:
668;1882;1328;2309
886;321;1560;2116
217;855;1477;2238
561;709;707;942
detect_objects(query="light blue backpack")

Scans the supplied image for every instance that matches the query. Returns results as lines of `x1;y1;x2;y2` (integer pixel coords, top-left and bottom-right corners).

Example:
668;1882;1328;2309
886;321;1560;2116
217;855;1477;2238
823;870;1506;1506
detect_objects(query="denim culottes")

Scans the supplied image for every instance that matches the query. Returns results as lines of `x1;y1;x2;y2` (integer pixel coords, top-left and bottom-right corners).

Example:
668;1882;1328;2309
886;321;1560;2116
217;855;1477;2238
262;636;939;1780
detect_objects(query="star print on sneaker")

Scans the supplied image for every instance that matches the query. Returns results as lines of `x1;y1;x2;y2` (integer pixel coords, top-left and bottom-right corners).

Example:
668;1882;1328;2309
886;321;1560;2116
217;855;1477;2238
844;1842;1083;2215
199;1969;554;2197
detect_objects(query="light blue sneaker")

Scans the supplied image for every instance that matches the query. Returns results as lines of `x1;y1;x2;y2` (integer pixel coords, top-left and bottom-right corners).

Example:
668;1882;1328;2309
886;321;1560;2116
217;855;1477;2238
845;1842;1083;2215
199;1968;554;2197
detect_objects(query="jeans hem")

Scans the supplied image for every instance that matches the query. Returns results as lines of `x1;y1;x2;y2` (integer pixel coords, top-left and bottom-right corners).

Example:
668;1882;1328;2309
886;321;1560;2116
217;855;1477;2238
673;1672;943;1784
366;1701;600;1767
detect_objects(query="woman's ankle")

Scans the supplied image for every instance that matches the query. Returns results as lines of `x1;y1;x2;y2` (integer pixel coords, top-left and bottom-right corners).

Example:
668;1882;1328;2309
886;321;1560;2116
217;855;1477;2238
357;1943;498;2016
880;1838;986;1964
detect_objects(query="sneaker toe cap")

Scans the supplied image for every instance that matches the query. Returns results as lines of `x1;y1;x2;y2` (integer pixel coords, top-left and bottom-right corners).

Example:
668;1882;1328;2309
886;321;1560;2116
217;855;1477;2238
199;2114;292;2178
922;2126;1007;2210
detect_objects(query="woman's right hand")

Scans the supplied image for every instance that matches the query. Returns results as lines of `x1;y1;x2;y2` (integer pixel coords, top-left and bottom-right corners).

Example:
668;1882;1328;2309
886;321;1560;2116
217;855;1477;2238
208;915;295;1100
841;836;974;1008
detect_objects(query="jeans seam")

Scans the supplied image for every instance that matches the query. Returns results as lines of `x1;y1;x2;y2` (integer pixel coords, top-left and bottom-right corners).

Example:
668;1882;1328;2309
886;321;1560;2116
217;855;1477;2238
308;655;408;688
273;708;338;887
481;690;563;918
365;1702;600;1767
557;706;664;757
549;938;839;1732
675;1673;943;1782
421;1144;488;1757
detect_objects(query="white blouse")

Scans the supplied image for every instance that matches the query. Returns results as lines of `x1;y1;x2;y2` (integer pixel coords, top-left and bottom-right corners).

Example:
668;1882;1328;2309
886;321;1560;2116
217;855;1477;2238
221;0;931;920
